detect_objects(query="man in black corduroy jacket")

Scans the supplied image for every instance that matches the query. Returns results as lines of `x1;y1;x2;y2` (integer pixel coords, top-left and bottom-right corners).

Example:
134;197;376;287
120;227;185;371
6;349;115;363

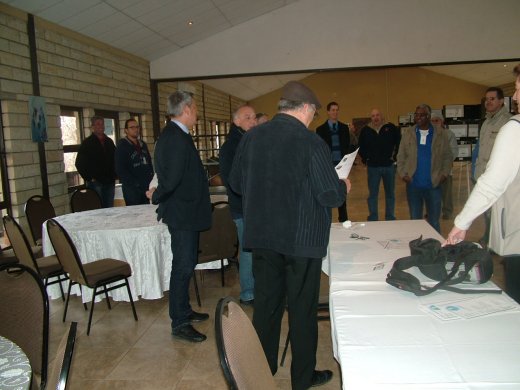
229;81;350;390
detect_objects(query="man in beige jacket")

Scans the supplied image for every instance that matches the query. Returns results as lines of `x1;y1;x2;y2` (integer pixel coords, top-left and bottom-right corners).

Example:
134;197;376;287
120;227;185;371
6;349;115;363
397;104;452;233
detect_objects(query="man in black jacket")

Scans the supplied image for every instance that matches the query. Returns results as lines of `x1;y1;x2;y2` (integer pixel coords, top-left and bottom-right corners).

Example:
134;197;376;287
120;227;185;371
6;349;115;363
115;119;154;205
358;109;401;221
75;116;116;208
219;105;257;305
229;82;350;389
148;91;212;343
316;102;350;222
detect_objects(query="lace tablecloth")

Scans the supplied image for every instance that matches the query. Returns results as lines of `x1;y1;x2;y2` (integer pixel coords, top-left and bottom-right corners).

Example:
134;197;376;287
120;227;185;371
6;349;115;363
0;336;31;390
42;204;224;302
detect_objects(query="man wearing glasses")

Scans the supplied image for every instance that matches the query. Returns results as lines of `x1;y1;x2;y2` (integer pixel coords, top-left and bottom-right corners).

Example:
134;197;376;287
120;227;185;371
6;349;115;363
115;119;154;205
397;104;452;233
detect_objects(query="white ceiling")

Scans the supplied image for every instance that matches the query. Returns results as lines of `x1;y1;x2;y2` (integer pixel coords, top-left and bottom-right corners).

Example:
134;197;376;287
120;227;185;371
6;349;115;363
6;0;299;60
5;1;519;101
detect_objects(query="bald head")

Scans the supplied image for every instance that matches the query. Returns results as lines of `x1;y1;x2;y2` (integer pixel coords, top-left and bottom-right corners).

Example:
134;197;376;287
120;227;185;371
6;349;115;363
233;105;257;131
370;109;384;127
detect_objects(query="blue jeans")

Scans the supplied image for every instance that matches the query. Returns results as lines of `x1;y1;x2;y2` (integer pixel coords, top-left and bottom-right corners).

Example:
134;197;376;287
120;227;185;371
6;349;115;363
168;227;199;329
234;218;254;301
86;181;115;208
367;165;396;221
406;184;442;233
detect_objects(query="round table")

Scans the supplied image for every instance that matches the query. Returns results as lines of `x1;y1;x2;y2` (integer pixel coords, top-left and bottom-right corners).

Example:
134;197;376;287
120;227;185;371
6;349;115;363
0;335;32;389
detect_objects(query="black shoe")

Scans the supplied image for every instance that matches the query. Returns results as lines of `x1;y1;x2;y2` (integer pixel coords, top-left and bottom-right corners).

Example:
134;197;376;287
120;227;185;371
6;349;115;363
311;370;333;387
240;299;254;306
172;324;206;342
188;311;209;323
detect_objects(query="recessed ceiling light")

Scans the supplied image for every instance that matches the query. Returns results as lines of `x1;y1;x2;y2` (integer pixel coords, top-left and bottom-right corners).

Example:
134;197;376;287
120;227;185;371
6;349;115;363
187;20;194;26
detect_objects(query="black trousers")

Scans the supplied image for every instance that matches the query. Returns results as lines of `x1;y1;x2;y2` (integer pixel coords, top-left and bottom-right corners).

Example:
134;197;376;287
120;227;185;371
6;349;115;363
168;227;199;329
503;256;520;304
252;249;322;390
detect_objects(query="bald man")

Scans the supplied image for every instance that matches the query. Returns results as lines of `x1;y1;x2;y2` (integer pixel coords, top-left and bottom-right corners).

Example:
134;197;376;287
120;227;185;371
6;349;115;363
358;109;401;221
219;105;257;305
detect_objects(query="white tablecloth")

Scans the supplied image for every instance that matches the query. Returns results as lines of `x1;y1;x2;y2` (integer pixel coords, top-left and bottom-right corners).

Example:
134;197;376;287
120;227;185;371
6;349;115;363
42;204;226;302
327;220;520;389
0;336;31;390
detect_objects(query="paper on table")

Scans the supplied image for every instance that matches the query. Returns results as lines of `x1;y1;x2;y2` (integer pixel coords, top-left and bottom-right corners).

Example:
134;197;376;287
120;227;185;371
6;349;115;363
419;295;518;321
335;148;359;179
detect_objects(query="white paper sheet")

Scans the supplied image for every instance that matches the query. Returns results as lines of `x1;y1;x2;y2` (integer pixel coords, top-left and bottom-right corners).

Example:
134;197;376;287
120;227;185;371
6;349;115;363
335;148;359;179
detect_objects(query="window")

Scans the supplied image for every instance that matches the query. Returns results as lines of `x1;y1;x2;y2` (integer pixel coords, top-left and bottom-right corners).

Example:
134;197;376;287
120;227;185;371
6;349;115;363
192;119;230;161
95;110;120;143
60;107;84;190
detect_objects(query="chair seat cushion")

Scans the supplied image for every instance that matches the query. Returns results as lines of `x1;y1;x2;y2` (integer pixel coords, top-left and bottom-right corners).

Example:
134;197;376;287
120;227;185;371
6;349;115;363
83;259;131;286
36;255;63;276
0;247;18;265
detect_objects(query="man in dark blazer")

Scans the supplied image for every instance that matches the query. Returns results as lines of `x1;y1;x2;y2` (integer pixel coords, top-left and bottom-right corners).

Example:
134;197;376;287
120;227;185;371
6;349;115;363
316;102;350;222
147;91;212;342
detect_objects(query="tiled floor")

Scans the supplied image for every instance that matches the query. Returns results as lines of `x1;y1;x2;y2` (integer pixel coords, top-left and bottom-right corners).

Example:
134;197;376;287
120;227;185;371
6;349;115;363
48;161;503;389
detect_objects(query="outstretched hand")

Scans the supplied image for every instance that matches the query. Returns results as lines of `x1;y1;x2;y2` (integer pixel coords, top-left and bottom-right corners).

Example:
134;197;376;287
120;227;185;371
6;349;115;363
443;226;467;246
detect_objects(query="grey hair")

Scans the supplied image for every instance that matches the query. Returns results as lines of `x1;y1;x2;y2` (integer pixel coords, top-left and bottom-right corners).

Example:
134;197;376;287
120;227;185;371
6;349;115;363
167;91;194;117
232;104;253;121
416;103;432;117
91;115;104;126
278;99;306;112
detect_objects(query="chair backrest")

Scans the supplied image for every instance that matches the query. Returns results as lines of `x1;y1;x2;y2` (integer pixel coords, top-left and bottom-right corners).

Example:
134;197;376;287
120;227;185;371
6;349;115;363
3;215;39;274
0;263;49;388
25;195;56;245
47;322;77;390
213;202;238;259
198;202;237;264
46;219;88;286
215;297;277;390
70;188;102;213
198;204;221;264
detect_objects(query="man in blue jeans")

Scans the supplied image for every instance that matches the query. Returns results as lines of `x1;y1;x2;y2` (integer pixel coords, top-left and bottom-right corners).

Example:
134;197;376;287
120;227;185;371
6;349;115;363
219;105;257;305
397;104;452;233
358;109;401;221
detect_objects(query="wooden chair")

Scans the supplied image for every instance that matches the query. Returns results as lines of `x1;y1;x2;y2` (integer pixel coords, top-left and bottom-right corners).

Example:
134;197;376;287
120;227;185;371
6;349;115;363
0;263;50;389
47;322;78;390
215;296;277;390
46;218;138;335
25;195;56;246
194;201;238;306
70;188;102;213
3;215;67;300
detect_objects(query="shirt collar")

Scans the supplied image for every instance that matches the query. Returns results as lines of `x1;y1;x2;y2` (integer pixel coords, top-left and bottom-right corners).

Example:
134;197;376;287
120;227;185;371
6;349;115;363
172;119;190;134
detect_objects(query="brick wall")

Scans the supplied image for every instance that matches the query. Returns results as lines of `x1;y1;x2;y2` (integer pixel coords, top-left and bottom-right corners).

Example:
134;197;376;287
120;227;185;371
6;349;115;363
0;3;244;237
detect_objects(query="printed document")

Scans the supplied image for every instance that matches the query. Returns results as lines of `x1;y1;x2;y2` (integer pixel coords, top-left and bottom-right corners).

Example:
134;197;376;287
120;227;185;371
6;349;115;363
335;148;359;179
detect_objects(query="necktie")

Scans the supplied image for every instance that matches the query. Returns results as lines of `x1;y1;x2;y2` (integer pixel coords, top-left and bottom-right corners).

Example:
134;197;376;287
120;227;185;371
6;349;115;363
333;123;337;132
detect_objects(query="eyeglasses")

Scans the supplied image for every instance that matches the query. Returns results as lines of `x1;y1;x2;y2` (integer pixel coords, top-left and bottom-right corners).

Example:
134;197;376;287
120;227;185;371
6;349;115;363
413;113;428;117
127;125;140;129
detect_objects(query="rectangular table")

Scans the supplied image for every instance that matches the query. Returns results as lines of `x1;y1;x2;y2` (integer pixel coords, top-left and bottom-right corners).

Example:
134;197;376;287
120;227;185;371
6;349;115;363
326;220;520;389
42;203;227;302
